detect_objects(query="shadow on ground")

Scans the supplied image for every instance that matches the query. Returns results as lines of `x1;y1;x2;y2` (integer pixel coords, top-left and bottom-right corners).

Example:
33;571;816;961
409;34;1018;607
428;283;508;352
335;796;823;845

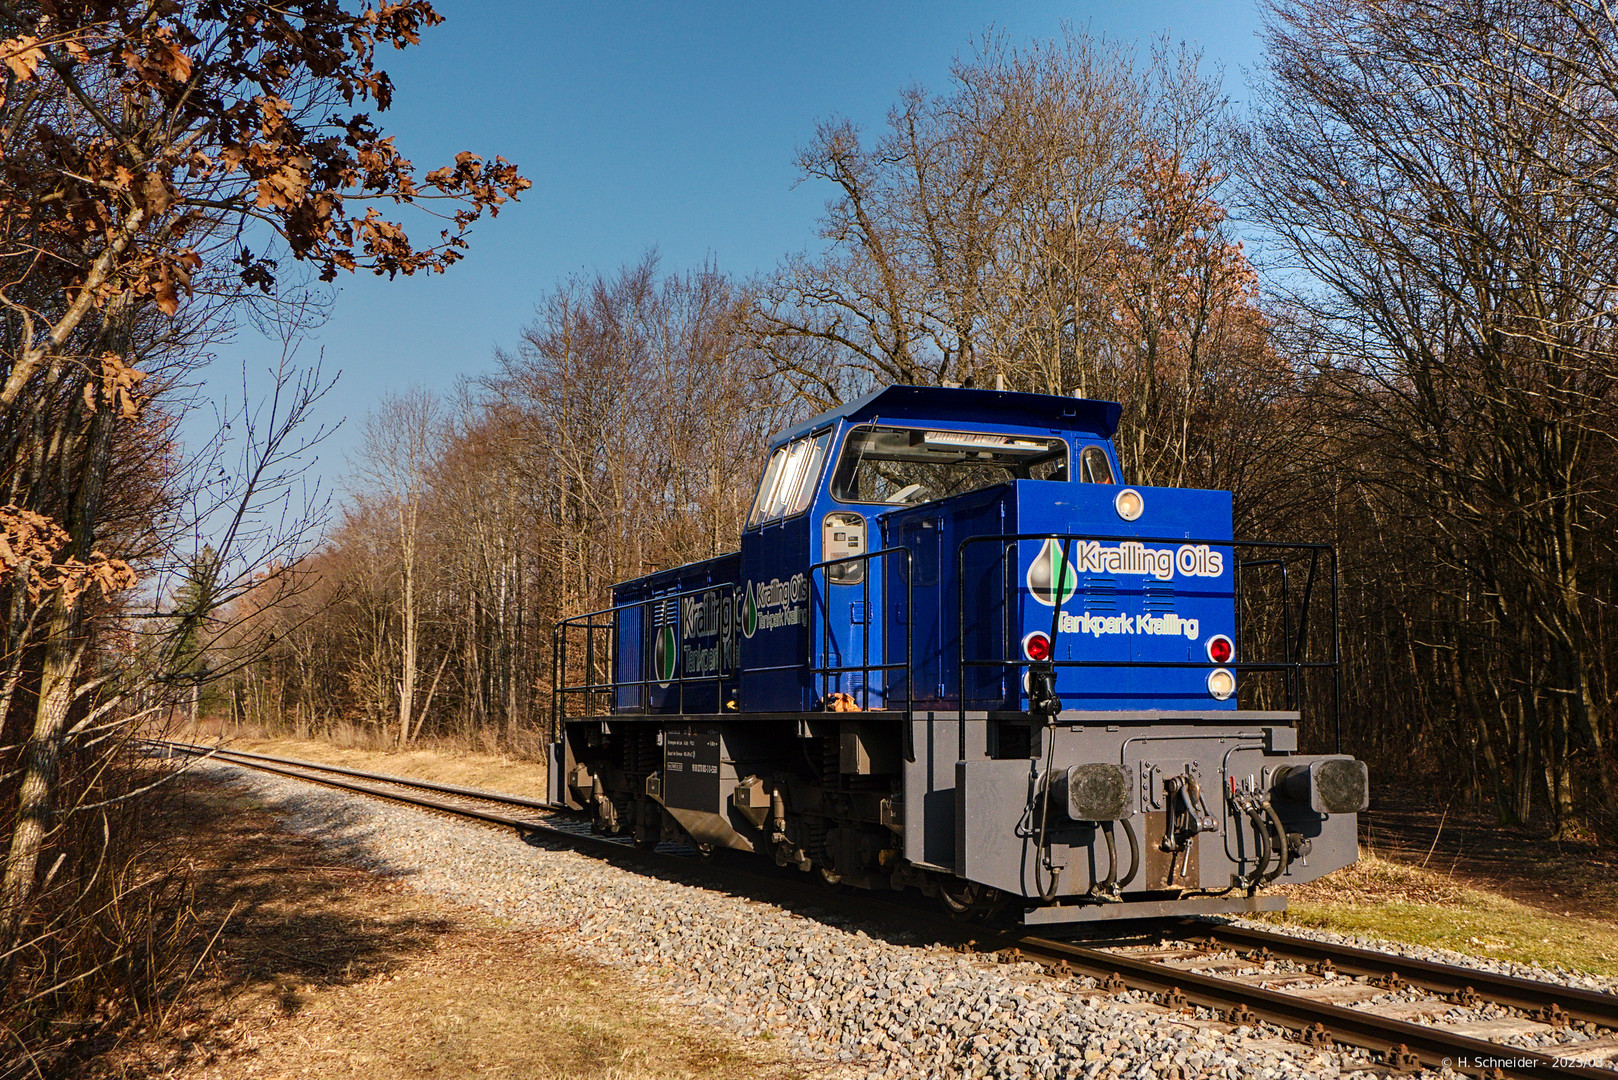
80;772;805;1080
77;774;464;1078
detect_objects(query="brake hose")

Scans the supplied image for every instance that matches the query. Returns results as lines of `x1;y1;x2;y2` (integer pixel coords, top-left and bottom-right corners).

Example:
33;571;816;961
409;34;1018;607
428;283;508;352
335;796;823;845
1242;802;1272;889
1033;718;1061;901
1261;800;1290;884
1116;816;1140;889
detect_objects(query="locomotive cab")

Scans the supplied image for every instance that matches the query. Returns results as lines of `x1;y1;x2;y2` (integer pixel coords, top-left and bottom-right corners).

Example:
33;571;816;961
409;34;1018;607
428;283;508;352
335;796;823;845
735;390;1129;715
551;386;1365;925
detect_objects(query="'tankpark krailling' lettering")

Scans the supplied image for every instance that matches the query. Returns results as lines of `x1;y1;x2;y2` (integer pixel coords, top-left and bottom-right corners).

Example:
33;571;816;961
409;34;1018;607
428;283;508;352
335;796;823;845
1059;611;1201;640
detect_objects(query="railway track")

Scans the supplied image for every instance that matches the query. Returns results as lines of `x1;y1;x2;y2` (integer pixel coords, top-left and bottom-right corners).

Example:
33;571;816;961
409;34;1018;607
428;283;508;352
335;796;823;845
153;740;1618;1079
1009;935;1616;1079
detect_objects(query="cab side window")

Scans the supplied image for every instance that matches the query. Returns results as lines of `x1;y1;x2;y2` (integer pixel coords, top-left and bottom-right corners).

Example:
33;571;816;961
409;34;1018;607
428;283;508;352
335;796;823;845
1079;445;1115;484
764;438;813;520
747;430;832;528
788;431;831;515
746;447;790;528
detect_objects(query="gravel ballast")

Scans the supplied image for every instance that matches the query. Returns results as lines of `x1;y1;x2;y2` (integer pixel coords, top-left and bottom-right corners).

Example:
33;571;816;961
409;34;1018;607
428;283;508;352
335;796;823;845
199;762;1613;1079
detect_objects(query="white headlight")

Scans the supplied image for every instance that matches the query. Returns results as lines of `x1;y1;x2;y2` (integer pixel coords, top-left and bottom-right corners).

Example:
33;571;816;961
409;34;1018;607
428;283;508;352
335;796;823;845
1207;668;1236;700
1114;488;1144;521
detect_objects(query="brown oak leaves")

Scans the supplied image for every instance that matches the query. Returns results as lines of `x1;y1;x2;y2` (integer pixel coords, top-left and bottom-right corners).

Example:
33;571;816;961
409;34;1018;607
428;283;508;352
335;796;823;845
0;0;530;329
0;506;135;606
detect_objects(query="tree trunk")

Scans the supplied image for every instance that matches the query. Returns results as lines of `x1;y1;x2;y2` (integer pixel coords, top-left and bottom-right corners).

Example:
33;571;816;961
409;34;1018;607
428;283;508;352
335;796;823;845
409;646;451;744
398;562;416;748
0;596;83;915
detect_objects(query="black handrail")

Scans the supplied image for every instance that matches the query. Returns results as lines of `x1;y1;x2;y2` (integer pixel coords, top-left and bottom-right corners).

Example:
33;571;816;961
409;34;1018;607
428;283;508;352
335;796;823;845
548;531;1343;760
953;532;1341;758
1238;558;1292;706
552;581;741;726
807;545;914;715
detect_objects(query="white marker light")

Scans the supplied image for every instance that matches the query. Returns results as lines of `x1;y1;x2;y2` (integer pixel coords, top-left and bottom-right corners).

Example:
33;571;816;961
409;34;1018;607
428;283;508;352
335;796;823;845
1114;488;1144;521
1207;668;1236;700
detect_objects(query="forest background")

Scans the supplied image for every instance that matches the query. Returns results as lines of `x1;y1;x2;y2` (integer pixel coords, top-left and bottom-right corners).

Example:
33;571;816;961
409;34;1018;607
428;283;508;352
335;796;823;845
239;3;1618;839
2;0;1617;1068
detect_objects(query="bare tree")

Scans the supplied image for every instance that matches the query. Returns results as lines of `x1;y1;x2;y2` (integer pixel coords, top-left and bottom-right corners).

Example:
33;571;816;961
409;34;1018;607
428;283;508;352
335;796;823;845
1245;0;1618;828
0;5;526;1054
243;257;801;747
748;29;1147;399
743;32;1292;500
353;390;444;747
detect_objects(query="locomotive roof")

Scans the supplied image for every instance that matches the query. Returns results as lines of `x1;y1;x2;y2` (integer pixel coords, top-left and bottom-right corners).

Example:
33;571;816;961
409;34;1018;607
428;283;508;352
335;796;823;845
769;385;1123;449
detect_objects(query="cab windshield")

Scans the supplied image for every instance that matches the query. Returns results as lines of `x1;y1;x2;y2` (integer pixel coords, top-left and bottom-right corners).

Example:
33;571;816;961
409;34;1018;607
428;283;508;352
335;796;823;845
830;426;1069;506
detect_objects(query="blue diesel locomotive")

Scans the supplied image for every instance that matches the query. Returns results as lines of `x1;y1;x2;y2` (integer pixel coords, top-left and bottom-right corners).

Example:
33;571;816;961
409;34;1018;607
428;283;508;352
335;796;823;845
548;386;1366;925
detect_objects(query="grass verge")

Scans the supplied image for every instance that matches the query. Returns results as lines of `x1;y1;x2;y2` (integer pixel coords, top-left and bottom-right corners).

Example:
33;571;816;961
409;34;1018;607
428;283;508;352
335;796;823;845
1265;851;1618;978
190;731;550;799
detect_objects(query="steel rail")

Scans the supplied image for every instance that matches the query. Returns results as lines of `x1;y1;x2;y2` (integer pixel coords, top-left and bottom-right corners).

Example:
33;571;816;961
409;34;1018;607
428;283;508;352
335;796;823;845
155;741;552;831
1015;935;1615;1080
147;740;824;885
1166;918;1618;1031
153;740;554;810
153;740;1617;1079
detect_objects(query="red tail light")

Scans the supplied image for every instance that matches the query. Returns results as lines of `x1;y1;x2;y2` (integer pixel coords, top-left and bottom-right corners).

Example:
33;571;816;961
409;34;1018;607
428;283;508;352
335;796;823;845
1207;635;1234;664
1022;631;1052;662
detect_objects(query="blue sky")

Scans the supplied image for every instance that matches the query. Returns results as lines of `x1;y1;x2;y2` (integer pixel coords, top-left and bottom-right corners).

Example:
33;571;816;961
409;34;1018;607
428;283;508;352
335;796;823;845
209;2;1268;490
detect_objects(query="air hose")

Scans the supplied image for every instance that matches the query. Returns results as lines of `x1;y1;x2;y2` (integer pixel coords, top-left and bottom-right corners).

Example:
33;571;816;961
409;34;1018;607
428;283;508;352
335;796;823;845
1115;816;1141;889
1261;800;1290;884
1240;802;1272;889
1033;717;1062;902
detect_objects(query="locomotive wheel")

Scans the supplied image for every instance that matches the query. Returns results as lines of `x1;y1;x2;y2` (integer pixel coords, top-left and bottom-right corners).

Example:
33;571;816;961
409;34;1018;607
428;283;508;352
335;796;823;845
939;878;986;918
818;867;843;887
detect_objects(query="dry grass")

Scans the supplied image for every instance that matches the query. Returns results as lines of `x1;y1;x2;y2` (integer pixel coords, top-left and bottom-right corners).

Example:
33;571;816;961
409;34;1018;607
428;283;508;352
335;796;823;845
190;731;551;800
88;775;806;1080
0;757;211;1080
189;941;804;1080
1264;850;1618;978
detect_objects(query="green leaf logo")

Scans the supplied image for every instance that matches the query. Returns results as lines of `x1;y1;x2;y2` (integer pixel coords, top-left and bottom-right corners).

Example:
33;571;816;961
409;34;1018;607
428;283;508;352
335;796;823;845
653;623;678;685
741;581;758;638
1027;537;1078;607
